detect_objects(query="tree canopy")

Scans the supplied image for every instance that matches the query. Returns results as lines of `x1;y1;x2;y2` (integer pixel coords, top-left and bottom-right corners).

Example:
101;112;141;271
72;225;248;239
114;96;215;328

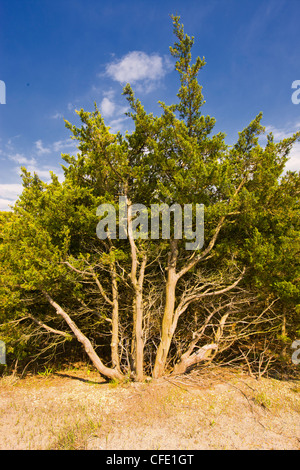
1;15;299;380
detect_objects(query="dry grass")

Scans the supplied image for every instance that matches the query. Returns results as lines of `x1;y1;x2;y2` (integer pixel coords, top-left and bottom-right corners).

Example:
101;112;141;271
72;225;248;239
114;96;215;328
0;364;299;450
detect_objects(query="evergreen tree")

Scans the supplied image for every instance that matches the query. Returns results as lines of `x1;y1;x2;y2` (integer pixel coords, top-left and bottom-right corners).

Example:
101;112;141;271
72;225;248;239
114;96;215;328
1;16;299;380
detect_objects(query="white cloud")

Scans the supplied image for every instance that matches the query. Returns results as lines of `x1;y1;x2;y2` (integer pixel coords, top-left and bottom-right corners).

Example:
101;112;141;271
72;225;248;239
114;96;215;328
0;184;23;210
16;162;65;183
100;96;116;118
105;51;171;90
51;112;64;120
53;139;78;153
97;89;129;131
8;153;36;166
264;124;300;172
67;102;78;113
0;183;23;200
0;199;15;211
6;137;76;177
7;150;65;185
286;142;300;172
264;126;283;140
265;124;299;140
102;99;128;119
35;139;51;155
0;134;75;210
0;167;66;211
108;116;131;134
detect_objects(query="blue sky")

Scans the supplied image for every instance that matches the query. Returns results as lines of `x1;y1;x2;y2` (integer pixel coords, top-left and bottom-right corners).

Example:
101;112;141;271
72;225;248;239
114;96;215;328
0;0;299;210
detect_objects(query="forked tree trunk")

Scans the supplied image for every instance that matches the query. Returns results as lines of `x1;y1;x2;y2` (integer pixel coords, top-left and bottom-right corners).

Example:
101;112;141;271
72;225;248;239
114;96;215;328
43;292;124;381
63;258;122;376
132;285;145;381
153;231;245;378
171;312;230;375
110;262;121;372
153;240;178;379
171;344;218;376
152;271;177;378
127;198;147;381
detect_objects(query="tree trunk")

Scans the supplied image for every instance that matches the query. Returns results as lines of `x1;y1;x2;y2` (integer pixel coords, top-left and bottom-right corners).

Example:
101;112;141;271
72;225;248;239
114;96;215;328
281;308;287;356
171;312;229;375
153;240;178;378
171;344;218;376
132;286;145;381
127;197;147;381
43;292;123;381
110;261;121;372
130;254;147;381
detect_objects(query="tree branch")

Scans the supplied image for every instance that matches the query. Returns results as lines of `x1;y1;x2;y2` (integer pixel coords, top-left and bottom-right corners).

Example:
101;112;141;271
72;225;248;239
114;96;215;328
43;291;123;381
28;314;75;339
64;260;113;306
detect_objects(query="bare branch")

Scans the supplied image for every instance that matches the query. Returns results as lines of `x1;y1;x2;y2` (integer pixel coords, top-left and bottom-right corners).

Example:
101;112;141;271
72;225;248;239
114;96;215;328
43;291;123;381
177;176;247;280
172;267;246;333
28;315;75;339
177;215;226;280
64;260;113;306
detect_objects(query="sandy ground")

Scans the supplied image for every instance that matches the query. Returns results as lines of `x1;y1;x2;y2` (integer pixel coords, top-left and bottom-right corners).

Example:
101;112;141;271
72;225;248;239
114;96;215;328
0;366;299;450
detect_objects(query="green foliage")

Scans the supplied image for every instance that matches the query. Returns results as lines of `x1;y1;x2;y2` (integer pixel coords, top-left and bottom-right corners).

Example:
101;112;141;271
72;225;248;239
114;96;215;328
0;15;299;375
